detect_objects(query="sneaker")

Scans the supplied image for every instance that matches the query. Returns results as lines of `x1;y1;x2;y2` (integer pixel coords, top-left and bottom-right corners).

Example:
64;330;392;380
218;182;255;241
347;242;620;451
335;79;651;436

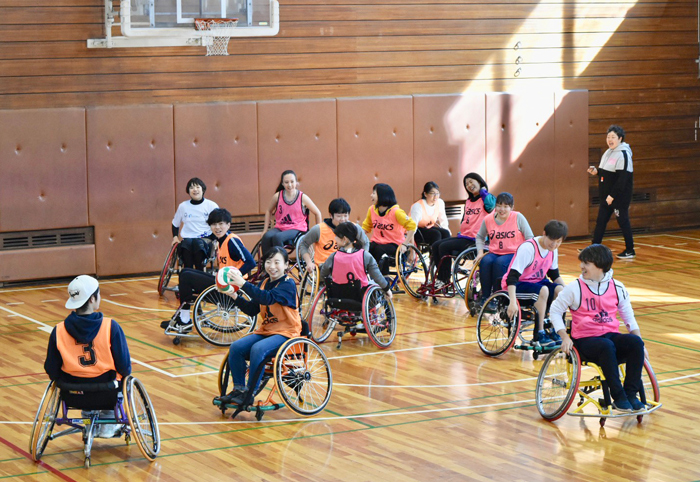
97;424;122;438
218;389;248;406
174;318;193;332
537;331;556;347
614;209;620;218
549;331;562;345
160;319;172;329
627;395;646;411
616;249;636;259
611;399;634;412
434;280;446;291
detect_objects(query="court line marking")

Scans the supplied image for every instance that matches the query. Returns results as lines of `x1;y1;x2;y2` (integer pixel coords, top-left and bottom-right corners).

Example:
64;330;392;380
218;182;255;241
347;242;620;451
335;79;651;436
0;435;76;482
635;233;700;242
102;299;171;312
325;340;478;360
603;238;700;256
334;376;538;388
0;276;159;294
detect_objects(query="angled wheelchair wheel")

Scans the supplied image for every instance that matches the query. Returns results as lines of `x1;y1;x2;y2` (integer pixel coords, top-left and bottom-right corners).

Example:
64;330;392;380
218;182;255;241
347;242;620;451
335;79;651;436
217;355;270;400
536;347;581;421
274;338;332;416
193;285;256;346
29;381;60;461
464;251;486;316
397;244;428;298
308;286;334;344
362;285;397;349
476;292;520;357
123;376;160;461
298;265;319;321
453;247;478;298
157;243;179;295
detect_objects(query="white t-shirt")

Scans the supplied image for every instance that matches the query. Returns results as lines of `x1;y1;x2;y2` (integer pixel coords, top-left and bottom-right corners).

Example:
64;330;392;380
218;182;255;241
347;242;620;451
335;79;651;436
409;198;450;234
172;199;219;238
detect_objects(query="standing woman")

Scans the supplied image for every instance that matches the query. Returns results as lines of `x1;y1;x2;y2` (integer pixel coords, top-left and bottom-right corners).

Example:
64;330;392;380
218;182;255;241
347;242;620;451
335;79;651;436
587;125;635;259
362;183;417;275
261;170;322;257
410;182;451;248
430;173;495;285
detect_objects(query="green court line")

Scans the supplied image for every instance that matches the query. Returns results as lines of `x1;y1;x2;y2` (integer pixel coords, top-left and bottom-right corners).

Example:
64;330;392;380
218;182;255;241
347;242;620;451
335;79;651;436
123;334;219;371
0;470;49;480
326;408;373;428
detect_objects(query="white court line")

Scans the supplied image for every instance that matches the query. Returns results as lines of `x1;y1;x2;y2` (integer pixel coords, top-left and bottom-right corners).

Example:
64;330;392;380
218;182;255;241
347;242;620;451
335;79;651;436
326;340;478;360
131;359;176;378
335;376;538;388
110;293;128;297
143;290;158;294
604;238;700;256
6;302;24;306
40;299;59;303
0;276;159;294
657;372;700;384
635;233;700;242
102;299;171;312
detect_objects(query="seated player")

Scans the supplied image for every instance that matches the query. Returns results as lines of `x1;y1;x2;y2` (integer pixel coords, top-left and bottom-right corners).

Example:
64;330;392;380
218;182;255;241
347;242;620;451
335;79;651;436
161;208;255;332
298;198;369;273
475;192;534;304
261;170;322;257
216;247;302;406
550;244;648;412
319;222;393;299
409;181;450;248
171;177;219;270
362;183;417;275
501;220;568;347
44;275;131;438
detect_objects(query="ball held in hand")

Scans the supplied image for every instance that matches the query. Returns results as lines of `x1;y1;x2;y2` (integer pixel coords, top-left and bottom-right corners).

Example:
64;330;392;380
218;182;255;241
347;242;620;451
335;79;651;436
215;267;241;293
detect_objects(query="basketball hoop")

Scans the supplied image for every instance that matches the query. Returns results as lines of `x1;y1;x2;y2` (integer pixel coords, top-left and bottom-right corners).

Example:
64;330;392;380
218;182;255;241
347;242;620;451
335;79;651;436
194;18;239;56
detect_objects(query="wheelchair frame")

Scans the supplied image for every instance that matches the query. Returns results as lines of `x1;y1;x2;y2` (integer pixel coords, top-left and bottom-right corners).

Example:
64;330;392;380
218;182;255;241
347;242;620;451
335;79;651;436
308;281;397;350
214;336;332;421
400;245;477;303
463;247;489;317
535;347;662;426
157;239;217;296
29;376;160;469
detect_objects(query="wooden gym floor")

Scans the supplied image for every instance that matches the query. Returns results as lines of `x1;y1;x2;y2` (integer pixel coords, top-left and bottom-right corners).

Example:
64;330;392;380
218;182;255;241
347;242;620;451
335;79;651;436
1;231;700;481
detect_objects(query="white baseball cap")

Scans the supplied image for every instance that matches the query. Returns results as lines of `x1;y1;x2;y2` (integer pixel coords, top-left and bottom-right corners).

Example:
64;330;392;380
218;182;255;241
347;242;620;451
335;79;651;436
65;275;100;309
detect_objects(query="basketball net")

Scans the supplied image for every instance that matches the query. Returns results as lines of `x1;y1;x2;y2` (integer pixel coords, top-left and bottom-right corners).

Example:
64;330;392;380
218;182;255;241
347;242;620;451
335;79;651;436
195;18;238;56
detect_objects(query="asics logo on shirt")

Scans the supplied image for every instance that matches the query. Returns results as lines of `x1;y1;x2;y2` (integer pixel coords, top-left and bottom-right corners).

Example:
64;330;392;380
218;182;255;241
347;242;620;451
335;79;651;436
323;240;337;251
465;207;482;216
489;230;517;240
372;221;395;231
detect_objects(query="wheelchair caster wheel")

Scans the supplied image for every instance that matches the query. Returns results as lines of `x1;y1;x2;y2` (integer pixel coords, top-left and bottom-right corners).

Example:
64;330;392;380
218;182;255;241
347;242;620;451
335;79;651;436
173;337;181;346
532;351;539;360
432;297;438;304
599;418;606;427
84;457;90;469
125;433;130;445
636;414;643;423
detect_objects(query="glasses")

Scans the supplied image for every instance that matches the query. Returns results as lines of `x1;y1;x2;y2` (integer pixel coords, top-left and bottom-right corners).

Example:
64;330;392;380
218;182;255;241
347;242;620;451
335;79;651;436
427;191;440;196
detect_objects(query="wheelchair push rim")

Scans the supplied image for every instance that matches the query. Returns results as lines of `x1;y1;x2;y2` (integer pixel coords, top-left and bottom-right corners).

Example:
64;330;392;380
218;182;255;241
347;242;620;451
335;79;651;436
298;264;320;322
193;285;256;346
29;381;60;461
273;338;333;416
397;244;429;299
308;286;335;344
452;247;478;299
122;376;160;461
157;242;180;295
476;292;520;357
535;347;581;421
362;285;397;349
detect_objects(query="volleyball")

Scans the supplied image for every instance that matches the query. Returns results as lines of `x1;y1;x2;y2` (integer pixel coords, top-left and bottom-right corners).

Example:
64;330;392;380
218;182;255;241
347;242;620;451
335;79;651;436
215;267;241;293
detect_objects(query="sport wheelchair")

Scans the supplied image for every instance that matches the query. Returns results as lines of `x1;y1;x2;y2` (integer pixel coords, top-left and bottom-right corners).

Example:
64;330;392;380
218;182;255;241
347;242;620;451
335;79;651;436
213;322;332;421
463;247;489;317
535;347;661;426
157;239;216;296
400;245;477;303
308;277;397;350
29;376;160;469
475;291;559;359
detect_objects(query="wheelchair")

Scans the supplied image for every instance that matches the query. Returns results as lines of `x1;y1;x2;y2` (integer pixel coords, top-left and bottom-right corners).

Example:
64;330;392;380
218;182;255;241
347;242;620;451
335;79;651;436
476;290;559;359
29;376;160;469
213;322;332;421
463;247;489;317
308;277;397;350
157;239;216;296
535;347;662;426
248;232;307;288
400;245;477;303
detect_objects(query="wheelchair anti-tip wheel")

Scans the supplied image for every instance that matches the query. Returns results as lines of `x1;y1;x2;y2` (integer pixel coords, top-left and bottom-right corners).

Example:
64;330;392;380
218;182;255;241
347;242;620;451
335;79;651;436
158;243;180;295
535;347;582;421
122;376;160;461
397;244;429;299
274;338;333;416
28;381;60;461
453;247;478;298
298;265;319;322
476;292;520;357
193;285;256;346
362;285;397;349
308;286;334;344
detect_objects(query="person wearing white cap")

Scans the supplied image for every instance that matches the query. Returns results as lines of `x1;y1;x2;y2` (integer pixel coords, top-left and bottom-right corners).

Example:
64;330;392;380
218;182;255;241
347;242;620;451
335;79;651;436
44;275;132;437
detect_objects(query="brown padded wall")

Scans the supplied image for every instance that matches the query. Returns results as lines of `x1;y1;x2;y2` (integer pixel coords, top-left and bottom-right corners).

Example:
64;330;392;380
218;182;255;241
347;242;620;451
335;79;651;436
337;97;414;223
486;92;556;234
174;102;259;215
554;91;589;236
0;246;95;282
87;105;175;276
0;108;87;231
413;94;487;203
257;99;338;220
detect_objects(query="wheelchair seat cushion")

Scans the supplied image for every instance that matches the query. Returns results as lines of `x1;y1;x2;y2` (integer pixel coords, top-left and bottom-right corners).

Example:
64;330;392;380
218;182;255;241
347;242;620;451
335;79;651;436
57;379;122;411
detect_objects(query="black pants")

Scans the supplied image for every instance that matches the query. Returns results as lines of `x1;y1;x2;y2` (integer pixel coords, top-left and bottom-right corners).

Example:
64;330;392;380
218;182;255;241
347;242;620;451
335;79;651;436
179;238;211;271
431;237;475;282
415;227;450;247
369;242;399;275
179;268;215;307
573;332;644;404
592;202;634;251
261;229;302;257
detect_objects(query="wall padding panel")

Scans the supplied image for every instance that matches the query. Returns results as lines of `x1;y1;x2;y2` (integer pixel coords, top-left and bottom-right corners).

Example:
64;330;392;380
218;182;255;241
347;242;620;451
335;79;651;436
0;246;95;283
486;92;556;234
257;99;338;222
87;105;175;276
337;96;414;223
174;102;258;216
0;108;87;232
554;91;589;236
413;94;486;203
